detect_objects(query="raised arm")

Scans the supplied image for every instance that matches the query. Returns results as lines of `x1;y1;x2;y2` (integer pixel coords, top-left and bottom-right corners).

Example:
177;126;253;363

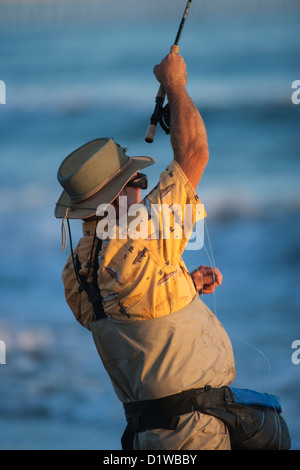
153;52;209;190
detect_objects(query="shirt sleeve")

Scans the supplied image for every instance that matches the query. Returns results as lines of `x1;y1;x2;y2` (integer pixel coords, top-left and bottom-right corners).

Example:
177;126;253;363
140;159;206;265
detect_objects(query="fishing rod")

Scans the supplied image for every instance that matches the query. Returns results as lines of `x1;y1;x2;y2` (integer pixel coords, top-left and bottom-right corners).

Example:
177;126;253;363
145;0;193;143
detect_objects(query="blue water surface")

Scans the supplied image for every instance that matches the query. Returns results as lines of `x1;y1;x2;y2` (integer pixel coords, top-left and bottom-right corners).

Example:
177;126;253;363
0;0;299;450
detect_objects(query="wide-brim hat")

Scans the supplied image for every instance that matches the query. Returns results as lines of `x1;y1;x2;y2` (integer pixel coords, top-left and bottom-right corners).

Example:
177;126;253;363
55;137;156;220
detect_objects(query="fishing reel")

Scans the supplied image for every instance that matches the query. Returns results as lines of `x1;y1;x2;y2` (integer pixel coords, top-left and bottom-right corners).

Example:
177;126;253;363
149;97;171;136
158;102;171;134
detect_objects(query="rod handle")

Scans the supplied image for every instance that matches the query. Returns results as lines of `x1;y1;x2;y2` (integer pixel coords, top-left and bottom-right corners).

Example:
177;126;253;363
145;45;179;143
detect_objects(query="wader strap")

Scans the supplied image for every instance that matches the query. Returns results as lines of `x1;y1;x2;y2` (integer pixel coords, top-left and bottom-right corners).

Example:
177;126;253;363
66;219;106;321
75;238;106;321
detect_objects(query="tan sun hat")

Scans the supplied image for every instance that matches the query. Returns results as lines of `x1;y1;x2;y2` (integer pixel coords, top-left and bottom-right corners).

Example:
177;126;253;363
55;137;156;220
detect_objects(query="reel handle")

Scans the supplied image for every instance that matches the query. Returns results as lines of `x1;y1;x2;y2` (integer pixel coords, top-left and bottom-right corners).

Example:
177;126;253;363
145;45;179;143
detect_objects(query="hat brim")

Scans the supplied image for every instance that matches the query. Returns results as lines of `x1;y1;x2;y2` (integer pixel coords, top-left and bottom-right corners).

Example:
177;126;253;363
54;155;156;219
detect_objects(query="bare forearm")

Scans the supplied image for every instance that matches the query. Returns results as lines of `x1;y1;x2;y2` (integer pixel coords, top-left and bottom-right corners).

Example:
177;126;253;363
166;85;209;189
153;52;209;190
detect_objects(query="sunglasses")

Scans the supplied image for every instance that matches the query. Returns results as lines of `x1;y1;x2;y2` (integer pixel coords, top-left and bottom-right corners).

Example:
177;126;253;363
126;173;148;190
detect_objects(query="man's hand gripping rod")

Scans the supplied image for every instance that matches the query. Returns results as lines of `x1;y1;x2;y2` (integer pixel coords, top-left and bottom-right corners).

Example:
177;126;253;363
145;0;193;143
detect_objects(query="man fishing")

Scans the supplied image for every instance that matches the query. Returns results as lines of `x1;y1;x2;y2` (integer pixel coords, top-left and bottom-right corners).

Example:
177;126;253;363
55;50;236;450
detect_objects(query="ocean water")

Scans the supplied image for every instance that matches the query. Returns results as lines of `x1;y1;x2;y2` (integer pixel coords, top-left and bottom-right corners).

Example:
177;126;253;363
0;0;299;450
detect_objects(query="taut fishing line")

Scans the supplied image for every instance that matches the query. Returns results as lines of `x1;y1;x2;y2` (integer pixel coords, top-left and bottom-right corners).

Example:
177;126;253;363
179;0;201;46
202;218;272;388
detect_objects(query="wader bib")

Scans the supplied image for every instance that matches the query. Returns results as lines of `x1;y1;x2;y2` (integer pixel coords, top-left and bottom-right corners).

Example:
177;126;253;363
90;294;235;450
90;294;235;403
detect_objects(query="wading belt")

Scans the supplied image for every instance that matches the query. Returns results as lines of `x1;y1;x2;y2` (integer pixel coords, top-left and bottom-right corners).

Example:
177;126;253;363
122;385;291;451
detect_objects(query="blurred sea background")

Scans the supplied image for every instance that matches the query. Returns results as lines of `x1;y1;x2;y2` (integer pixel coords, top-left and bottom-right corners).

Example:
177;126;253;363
0;0;299;450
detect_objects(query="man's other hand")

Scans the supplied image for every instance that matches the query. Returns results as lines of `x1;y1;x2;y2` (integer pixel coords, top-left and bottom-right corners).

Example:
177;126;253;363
191;266;223;295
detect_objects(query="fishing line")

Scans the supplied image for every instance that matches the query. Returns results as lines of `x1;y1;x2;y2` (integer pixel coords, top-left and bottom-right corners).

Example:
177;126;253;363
203;218;272;387
179;0;201;48
203;219;218;318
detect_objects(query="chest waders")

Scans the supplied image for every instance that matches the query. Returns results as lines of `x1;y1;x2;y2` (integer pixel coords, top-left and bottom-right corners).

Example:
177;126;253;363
75;239;291;451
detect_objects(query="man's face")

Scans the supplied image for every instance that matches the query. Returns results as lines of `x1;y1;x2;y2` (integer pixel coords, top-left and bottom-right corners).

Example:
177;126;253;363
122;184;141;206
112;172;144;217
